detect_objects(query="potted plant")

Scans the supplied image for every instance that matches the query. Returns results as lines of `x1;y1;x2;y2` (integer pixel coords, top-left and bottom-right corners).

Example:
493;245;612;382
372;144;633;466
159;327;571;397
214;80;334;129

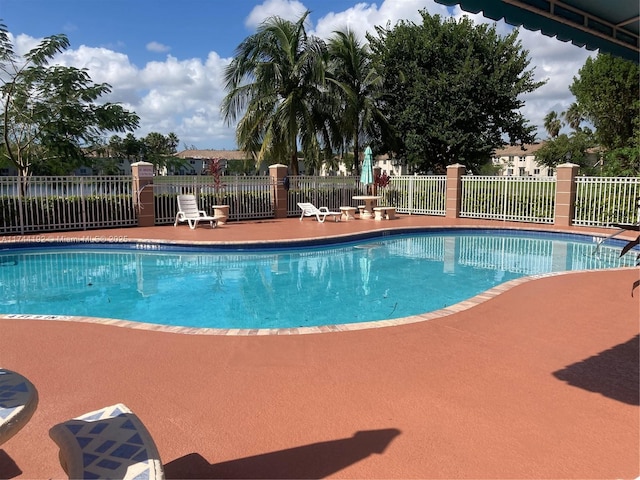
374;170;392;202
207;158;229;224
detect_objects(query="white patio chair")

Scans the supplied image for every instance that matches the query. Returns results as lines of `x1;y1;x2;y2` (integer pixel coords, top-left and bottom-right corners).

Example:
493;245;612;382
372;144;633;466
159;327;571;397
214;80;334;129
297;202;342;223
174;194;220;229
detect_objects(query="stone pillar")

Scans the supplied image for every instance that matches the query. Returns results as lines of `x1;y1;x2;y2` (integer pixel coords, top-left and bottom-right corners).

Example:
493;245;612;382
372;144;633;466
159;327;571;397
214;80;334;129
446;163;466;219
131;161;155;227
555;163;579;227
269;163;289;219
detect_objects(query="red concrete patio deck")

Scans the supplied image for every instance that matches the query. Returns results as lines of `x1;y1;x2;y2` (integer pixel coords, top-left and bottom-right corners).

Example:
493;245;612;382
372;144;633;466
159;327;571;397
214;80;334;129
1;215;638;479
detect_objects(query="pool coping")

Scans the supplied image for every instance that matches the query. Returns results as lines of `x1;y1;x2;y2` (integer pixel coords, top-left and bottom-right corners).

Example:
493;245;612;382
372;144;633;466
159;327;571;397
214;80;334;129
2;225;637;335
1;223;634;251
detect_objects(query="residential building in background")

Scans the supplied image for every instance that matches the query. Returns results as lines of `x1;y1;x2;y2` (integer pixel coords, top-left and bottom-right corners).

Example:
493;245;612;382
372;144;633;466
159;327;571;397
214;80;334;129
491;142;553;177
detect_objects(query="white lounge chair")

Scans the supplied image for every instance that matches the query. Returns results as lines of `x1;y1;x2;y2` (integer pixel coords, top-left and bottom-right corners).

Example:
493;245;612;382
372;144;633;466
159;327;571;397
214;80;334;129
174;194;220;229
297;202;342;223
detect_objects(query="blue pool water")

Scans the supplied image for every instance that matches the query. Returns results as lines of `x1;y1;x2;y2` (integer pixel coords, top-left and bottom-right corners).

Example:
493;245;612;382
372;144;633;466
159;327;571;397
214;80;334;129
0;230;635;329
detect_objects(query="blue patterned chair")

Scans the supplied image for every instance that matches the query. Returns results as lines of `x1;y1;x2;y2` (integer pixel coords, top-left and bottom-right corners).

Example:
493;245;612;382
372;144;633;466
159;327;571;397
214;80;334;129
0;369;39;445
49;403;164;479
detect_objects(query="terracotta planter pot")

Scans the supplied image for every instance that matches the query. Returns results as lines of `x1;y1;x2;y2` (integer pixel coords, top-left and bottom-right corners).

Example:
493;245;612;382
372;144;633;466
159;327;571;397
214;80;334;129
212;205;229;225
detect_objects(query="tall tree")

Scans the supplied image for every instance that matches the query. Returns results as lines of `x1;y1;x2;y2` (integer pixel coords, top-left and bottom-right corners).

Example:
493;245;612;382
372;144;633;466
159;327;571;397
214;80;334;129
570;54;639;150
534;130;595;171
563;102;583;132
0;22;139;178
326;29;389;175
142;131;181;172
543;111;562;138
221;11;328;175
368;11;544;174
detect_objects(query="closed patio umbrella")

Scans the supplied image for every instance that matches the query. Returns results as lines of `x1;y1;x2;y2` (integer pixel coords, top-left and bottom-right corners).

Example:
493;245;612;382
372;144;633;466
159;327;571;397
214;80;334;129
360;146;373;187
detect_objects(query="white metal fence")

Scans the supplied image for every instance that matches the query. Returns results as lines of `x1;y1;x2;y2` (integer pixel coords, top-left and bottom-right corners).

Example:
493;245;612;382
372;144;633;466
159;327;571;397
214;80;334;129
0;176;135;234
574;176;640;226
286;174;447;216
460;176;556;223
153;175;274;224
1;173;638;234
286;175;362;216
388;175;446;215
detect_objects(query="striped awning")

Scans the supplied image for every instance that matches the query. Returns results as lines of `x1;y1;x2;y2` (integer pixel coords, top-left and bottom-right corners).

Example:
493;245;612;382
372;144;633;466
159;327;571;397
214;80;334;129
434;0;639;62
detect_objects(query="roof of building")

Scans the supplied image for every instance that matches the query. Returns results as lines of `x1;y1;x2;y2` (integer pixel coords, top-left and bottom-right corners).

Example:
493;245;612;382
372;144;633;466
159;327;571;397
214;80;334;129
493;142;548;157
176;149;251;160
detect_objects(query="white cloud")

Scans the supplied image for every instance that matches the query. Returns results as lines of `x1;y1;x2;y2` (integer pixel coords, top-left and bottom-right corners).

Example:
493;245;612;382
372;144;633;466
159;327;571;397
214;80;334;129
245;0;308;28
311;0;449;42
56;45;141;106
511;25;594;140
146;41;170;53
9;0;595;151
13;33;42;56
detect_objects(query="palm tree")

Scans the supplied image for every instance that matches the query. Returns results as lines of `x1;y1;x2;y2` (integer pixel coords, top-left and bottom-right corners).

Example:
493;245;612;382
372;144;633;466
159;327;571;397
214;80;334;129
563;102;583;132
221;11;328;175
543;111;562;138
325;29;388;176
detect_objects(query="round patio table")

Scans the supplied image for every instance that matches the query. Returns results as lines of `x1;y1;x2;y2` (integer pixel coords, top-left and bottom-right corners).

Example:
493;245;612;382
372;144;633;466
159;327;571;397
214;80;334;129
0;368;39;445
352;195;382;219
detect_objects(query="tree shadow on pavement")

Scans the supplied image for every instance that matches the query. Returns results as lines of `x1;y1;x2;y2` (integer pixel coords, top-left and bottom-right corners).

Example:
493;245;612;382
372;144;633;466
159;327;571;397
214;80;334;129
163;428;401;479
553;334;639;406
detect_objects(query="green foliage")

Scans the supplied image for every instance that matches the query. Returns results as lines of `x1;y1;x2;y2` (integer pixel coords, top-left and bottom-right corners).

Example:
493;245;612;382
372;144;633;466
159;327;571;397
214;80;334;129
477;161;502;176
326;29;389;176
103;132;181;173
225;159;257;175
570;54;639;151
221;11;328;176
601;146;640;176
368;11;543;174
0;21;139;178
543;111;562;138
534;131;596;172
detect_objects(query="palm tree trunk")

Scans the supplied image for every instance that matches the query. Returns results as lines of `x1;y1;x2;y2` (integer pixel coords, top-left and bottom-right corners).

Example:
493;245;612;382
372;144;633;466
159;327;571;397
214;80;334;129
353;130;360;176
290;151;299;175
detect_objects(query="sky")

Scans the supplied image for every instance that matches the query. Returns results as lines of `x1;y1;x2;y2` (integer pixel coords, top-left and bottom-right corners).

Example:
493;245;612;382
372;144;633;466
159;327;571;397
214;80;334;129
0;0;595;152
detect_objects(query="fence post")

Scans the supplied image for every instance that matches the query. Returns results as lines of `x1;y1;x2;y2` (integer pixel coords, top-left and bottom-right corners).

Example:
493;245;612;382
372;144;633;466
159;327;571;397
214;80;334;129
555;163;579;227
269;163;288;218
16;176;25;235
446;163;466;219
131;162;155;227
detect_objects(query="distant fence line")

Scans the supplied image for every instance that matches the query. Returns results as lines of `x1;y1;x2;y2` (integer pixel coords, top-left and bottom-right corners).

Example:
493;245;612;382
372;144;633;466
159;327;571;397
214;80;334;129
152;175;274;224
1;168;638;235
460;176;556;223
574;176;640;227
0;176;136;234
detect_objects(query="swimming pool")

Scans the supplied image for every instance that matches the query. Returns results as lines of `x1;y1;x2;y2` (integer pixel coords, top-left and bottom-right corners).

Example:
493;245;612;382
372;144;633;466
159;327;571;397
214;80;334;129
0;229;635;330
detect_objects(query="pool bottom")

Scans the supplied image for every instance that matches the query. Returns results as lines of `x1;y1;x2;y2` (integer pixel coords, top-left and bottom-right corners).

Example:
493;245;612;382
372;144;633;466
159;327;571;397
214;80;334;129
1;268;627;335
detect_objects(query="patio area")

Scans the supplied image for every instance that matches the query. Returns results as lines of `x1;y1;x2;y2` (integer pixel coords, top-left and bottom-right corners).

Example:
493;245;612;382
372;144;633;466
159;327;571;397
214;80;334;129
1;215;638;479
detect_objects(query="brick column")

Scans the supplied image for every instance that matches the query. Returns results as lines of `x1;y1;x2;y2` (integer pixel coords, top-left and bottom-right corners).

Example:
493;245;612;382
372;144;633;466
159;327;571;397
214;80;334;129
131;161;155;227
269;163;289;219
446;163;466;219
555;163;579;227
